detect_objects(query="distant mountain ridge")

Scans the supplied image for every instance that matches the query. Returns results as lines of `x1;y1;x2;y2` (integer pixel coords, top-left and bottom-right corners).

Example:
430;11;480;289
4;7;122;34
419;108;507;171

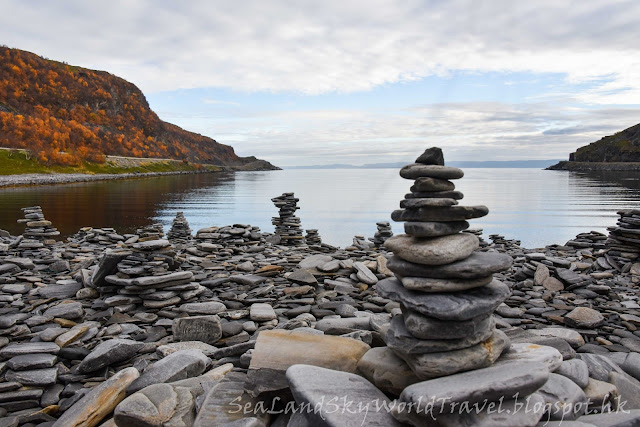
569;122;640;163
288;159;563;169
0;47;278;169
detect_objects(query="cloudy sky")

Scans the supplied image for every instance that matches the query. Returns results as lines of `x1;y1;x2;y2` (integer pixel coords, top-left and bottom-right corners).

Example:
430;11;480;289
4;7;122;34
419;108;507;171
2;0;640;166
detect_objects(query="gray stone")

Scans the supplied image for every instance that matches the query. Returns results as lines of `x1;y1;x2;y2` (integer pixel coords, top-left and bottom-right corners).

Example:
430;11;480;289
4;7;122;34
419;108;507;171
39;281;82;299
78;339;144;373
497;343;563;372
415;147;444;165
410;177;455;192
391;205;489;222
577;353;626;382
530;328;585;349
564;307;605;328
389;253;513;279
555;359;590;388
398;360;548;414
286;364;403;426
172;315;222;344
387;315;494;354
249;303;277;322
228;274;267;286
400;164;464;180
393;329;511;380
609;371;640;409
5;368;58;386
377;277;510;321
0;342;59;360
356;347;419;396
298;254;333;270
385;233;479;266
287;269;318;285
315;317;372;335
354;262;378;285
6;353;57;371
400;198;459;208
114;383;195;427
578;409;640;426
157;341;218;357
403;221;470;237
179;301;226;315
43;300;83;320
402;308;494;339
128;350;209;393
398;274;492;292
537;373;587;420
622;352;640;381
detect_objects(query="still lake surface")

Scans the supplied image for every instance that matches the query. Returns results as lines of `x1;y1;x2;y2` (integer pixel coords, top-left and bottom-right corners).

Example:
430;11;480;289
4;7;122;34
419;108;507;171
1;168;639;249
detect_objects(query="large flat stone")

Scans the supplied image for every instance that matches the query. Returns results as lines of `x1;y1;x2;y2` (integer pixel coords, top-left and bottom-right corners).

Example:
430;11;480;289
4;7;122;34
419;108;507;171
52;367;139;427
384;233;479;266
497;343;563;372
377;277;510;321
78;339;144;373
392;329;510;380
398;274;492;292
537;373;588;420
400;164;464;180
387;252;513;279
114;383;195;427
391;205;489;222
5;367;58;386
286;364;403;426
402;308;494;340
246;329;370;397
410;177;455;192
356;347;420;396
128;350;209;393
0;342;60;360
403;221;469;237
172;315;222;344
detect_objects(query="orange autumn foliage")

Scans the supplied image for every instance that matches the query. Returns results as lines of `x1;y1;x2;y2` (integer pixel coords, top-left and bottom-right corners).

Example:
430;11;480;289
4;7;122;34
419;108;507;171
0;46;242;166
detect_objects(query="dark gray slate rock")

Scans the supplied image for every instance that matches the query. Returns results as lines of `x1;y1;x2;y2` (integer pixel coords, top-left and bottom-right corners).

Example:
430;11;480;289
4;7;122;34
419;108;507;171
114;383;195;427
388;252;513;279
128;350;209;393
6;353;57;371
286;364;403;426
78;339;144;373
400;164;464;180
403;221;469;237
577;353;626;382
172;315;222;344
537;373;587;420
5;367;58;386
415;147;444;165
43;301;84;320
0;342;59;360
39;280;82;299
410;177;455;192
554;359;590;388
402;308;494;340
391;205;489;222
377;277;510;321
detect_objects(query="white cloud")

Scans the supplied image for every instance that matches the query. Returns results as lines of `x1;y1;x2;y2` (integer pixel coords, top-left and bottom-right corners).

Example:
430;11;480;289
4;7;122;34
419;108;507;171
2;0;640;102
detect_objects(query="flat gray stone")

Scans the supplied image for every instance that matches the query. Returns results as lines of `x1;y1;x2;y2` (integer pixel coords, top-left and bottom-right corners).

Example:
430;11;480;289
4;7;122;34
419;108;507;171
128;350;209;393
398;274;492;292
609;371;640;410
387;315;494;354
298;254;333;270
354;262;378;285
157;341;218;357
405;190;464;200
78;339;144;373
384;233;479;266
564;307;605;328
392;329;511;380
6;353;57;371
5;368;58;386
250;303;277;322
356;347;419;396
377;277;510;321
39;281;82;299
400;198;458;208
172;315;222;344
114;383;195;427
286;364;403;426
537;373;587;420
179;301;226;315
391;205;489;222
0;342;60;360
229;274;267;286
388;252;513;279
402;308;494;340
43;300;83;319
410;177;455;192
400;164;464;180
578;409;640;426
287;269;318;285
403;221;469;237
577;353;626;382
497;343;563;372
555;359;590;388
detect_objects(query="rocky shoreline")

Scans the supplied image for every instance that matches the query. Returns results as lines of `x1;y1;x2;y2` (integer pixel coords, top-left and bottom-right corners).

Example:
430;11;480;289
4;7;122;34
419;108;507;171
547;161;640;171
1;150;640;426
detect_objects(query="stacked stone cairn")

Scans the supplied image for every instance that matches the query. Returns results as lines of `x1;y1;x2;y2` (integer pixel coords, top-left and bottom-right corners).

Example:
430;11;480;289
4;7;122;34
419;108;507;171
369;221;393;246
304;229;321;245
606;209;640;266
378;147;515;380
135;223;164;241
17;206;59;240
94;239;203;311
271;193;305;246
167;211;192;244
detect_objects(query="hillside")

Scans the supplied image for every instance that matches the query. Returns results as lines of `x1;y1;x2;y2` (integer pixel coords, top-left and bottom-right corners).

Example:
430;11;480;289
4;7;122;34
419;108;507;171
569;122;640;163
0;47;278;169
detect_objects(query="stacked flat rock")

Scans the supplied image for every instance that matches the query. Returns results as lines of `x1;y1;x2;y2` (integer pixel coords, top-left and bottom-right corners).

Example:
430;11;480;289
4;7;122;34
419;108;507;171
379;147;514;380
167;211;192;243
369;221;393;246
304;229;321;245
607;209;640;263
101;239;203;311
136;223;164;241
271;193;305;246
17;206;59;240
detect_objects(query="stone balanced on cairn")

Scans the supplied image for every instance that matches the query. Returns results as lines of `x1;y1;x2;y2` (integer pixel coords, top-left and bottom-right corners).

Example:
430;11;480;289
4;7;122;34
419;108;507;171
271;192;305;246
369;221;393;246
378;147;514;380
17;206;60;240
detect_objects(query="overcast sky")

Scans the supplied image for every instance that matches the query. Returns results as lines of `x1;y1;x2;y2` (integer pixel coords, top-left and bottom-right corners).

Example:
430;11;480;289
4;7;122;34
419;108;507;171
2;0;640;166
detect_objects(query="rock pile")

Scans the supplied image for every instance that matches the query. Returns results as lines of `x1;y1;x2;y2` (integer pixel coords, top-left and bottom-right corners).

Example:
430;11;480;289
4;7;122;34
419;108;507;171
16;206;59;240
136;223;164;241
369;221;393;246
607;209;640;264
379;147;514;380
304;229;321;246
271;193;305;246
167;211;192;244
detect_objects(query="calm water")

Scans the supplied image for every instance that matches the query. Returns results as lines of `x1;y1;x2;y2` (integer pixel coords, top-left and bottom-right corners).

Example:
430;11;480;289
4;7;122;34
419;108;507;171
1;168;639;248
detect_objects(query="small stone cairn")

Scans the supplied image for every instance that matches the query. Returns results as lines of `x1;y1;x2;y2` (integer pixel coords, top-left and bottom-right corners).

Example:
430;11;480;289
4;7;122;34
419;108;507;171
606;209;640;265
136;223;164;241
305;229;322;245
167;211;192;244
378;147;514;380
271;193;305;246
17;206;59;240
369;221;393;246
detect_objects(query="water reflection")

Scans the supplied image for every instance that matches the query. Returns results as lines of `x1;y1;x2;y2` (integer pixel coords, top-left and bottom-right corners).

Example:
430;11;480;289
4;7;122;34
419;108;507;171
0;169;639;248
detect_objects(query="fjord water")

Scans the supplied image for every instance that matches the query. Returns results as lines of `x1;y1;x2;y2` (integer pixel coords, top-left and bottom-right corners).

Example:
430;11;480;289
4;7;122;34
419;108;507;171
1;168;639;249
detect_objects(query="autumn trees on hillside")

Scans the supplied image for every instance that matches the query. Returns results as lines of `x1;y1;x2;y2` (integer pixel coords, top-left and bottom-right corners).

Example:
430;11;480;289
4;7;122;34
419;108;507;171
0;47;239;166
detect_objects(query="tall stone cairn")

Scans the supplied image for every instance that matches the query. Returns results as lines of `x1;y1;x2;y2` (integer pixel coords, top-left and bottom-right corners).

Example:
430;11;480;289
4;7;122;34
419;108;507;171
271;193;305;246
167;211;192;243
377;147;514;380
17;206;60;240
606;209;640;265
